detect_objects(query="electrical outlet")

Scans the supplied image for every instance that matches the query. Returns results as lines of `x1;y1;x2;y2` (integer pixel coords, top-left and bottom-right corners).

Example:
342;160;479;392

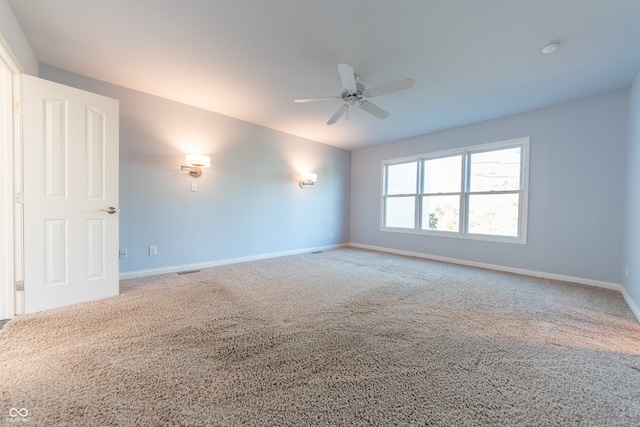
149;245;158;256
119;249;127;259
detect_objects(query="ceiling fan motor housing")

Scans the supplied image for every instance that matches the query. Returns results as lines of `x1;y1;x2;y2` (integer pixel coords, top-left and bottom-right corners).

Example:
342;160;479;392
341;82;366;105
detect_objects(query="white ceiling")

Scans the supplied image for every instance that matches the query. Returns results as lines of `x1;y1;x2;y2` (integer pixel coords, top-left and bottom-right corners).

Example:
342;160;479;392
8;0;640;151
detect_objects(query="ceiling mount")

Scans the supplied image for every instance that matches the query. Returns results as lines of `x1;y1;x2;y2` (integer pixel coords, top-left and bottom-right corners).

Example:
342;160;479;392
294;63;414;125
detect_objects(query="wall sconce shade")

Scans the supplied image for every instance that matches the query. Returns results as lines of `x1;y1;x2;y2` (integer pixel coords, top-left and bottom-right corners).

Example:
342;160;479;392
299;172;317;188
186;155;210;168
181;155;210;177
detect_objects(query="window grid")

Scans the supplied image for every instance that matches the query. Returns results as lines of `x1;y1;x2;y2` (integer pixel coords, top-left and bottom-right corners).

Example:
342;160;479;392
382;138;528;244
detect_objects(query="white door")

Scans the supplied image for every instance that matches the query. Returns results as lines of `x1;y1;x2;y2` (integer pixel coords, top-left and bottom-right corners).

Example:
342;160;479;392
22;75;119;314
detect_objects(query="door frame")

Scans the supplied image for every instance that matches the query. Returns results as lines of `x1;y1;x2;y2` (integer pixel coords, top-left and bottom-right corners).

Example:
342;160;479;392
0;35;24;320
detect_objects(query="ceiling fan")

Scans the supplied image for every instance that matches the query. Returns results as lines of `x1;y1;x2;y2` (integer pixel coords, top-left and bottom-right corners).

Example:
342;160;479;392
294;63;415;125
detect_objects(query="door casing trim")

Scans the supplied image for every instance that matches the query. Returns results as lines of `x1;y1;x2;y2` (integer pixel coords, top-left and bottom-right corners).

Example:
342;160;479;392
0;34;23;319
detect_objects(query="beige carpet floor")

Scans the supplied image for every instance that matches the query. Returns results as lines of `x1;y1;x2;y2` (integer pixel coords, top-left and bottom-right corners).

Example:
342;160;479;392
1;248;639;426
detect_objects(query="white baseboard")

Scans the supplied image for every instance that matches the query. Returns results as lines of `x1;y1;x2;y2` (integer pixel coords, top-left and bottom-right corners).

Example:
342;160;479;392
348;243;622;291
119;244;348;280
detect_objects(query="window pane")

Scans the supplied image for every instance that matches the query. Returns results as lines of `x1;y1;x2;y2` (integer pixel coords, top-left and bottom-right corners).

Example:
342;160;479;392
469;147;521;192
421;195;459;231
385;196;415;228
423;155;462;194
468;193;519;237
386;162;417;195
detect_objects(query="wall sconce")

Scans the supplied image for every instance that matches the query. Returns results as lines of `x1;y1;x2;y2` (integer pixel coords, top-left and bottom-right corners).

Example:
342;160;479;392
299;172;317;188
181;155;210;177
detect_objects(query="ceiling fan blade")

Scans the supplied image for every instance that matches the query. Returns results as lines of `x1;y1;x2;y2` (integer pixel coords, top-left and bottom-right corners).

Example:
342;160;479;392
364;78;415;98
359;101;389;119
327;104;348;125
337;63;357;92
294;96;340;103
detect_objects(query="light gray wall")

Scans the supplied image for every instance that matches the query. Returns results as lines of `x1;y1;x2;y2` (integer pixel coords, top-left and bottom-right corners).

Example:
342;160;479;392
0;0;37;74
40;65;351;275
623;70;640;313
351;91;628;284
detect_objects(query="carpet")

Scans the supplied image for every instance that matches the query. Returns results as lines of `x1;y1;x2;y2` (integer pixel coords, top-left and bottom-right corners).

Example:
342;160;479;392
1;248;639;426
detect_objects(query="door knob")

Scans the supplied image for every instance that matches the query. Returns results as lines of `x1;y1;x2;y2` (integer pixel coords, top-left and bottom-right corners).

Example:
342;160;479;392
100;207;119;214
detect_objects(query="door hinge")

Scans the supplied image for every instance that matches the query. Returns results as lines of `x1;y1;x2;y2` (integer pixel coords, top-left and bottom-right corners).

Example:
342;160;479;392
15;281;24;292
14;103;22;115
15;193;23;204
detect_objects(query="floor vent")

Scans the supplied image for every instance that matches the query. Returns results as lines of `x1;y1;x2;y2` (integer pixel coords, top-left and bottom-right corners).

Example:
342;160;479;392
177;270;200;275
311;251;323;254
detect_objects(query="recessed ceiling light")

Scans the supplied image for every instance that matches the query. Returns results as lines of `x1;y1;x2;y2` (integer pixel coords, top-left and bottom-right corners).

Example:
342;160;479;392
542;42;559;54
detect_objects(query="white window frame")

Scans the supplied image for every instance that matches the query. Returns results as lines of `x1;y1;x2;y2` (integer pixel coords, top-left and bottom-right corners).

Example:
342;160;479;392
381;137;530;244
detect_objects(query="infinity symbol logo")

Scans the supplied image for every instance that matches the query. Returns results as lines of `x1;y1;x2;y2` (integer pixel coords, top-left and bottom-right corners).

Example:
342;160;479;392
9;408;28;417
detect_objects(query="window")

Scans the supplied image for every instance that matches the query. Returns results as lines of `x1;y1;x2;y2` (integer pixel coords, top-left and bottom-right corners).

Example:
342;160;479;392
384;161;417;228
382;138;529;244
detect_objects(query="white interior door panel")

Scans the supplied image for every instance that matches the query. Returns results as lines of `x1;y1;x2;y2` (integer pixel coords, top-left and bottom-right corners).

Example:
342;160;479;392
22;75;119;313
